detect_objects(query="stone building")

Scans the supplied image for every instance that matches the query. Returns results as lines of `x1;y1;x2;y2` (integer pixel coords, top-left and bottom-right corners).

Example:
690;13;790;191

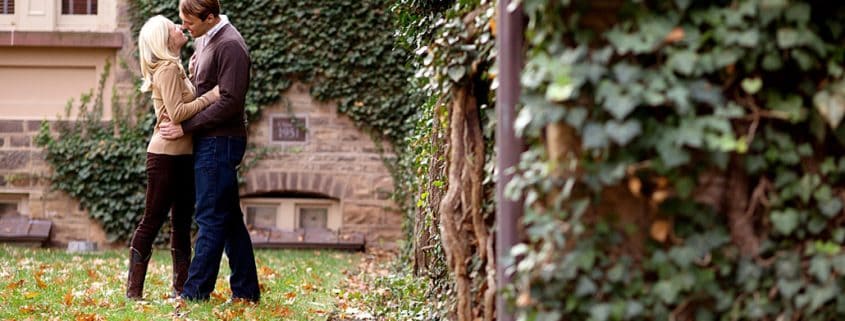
0;0;401;249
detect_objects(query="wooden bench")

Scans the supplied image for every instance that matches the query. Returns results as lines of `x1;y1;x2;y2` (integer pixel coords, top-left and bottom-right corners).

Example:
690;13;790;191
0;215;52;247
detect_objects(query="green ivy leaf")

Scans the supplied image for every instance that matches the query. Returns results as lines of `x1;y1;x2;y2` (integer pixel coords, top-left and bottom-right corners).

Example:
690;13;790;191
809;255;832;283
741;77;763;95
818;198;842;218
777;279;802;299
604;120;642;146
668;50;698;76
770;209;800;235
582;123;609;149
777;28;801;48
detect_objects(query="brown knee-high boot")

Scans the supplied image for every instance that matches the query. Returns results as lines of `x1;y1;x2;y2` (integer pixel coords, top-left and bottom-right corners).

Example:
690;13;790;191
171;248;190;296
126;247;151;300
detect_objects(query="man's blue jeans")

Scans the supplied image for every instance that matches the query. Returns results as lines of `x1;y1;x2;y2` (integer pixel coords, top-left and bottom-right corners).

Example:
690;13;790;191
181;136;260;302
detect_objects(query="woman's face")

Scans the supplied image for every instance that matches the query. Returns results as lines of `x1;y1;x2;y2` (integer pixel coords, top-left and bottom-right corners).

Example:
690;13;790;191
167;21;188;53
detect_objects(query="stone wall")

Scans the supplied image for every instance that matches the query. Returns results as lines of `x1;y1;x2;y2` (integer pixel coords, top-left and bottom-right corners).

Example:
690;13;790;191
241;82;402;248
0;0;135;247
0;119;109;246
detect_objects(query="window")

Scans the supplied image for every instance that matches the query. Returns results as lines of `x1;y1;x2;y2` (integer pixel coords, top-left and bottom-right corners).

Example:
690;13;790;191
62;0;98;15
0;203;16;217
298;207;328;230
246;205;277;229
241;197;340;231
0;194;28;218
1;0;13;14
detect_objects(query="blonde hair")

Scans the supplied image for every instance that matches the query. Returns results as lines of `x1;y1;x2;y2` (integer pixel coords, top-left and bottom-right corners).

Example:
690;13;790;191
138;15;183;92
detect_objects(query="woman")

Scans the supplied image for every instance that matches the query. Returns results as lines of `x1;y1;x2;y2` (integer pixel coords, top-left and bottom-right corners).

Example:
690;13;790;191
126;15;219;300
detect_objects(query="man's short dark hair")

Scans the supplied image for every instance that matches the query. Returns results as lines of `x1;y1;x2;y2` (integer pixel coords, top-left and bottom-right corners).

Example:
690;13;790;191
180;0;220;21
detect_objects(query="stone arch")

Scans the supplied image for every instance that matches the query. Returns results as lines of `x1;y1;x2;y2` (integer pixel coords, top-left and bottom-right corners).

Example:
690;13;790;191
242;171;347;200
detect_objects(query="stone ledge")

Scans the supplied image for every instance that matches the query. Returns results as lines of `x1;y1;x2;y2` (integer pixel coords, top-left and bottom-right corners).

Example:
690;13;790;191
0;31;123;48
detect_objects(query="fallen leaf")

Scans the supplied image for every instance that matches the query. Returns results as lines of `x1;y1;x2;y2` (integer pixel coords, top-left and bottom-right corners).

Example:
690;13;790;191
34;269;47;289
211;291;227;303
650;220;671;243
274;305;293;317
63;291;74;306
19;305;36;314
6;279;24;290
86;269;98;280
628;177;642;197
651;190;670;204
23;291;39;299
664;27;685;43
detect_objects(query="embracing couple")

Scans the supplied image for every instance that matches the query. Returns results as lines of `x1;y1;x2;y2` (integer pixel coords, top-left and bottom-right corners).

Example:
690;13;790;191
125;0;260;303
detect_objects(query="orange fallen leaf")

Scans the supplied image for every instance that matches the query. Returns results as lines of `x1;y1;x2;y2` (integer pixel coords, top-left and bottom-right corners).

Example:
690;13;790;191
650;220;671;243
490;17;497;37
284;291;297;299
75;312;102;321
651;190;670;204
6;279;24;290
63;291;74;306
664;27;685;43
19;305;36;314
308;308;327;315
258;266;276;278
274;305;293;317
211;291;227;303
34;269;47;289
86;269;98;280
628;177;642;197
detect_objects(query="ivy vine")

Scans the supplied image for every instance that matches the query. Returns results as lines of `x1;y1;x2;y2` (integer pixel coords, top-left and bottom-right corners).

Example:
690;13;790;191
509;0;845;320
129;0;416;142
35;61;153;242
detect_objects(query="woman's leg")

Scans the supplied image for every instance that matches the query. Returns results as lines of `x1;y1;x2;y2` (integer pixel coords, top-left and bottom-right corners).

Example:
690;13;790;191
126;153;177;299
169;155;195;296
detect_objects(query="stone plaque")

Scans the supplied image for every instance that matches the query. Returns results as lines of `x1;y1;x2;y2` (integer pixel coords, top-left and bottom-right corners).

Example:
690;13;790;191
271;116;307;143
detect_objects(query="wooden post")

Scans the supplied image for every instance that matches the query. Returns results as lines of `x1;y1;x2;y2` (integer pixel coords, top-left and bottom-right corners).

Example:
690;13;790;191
495;0;524;320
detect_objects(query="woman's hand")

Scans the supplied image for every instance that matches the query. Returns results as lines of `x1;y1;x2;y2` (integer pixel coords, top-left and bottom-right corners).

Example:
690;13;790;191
159;121;184;140
207;86;221;102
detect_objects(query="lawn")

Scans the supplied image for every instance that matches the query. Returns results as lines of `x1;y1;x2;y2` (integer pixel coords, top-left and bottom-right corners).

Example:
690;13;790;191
0;245;361;320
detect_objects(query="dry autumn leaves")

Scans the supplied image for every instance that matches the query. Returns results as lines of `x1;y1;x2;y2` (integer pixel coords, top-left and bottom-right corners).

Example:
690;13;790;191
0;246;362;321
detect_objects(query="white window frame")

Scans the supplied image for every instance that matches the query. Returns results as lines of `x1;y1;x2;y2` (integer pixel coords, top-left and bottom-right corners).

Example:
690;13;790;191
0;0;117;32
241;197;341;231
58;0;115;32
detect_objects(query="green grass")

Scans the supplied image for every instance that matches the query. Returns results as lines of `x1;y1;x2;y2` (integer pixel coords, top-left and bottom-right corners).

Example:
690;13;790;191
0;245;360;320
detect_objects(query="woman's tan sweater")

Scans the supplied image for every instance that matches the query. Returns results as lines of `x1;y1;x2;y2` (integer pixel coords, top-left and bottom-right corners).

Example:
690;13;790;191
146;61;218;155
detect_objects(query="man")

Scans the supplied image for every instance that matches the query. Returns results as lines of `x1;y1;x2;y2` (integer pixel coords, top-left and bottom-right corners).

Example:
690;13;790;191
159;0;260;303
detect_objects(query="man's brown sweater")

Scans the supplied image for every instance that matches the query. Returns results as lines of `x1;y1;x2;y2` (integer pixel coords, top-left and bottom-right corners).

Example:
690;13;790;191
182;23;250;137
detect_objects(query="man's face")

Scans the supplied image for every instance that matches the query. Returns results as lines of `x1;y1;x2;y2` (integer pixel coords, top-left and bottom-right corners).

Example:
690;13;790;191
179;11;214;38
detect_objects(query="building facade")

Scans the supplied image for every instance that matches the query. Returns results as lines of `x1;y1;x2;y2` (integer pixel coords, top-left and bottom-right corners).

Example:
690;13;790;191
0;0;401;249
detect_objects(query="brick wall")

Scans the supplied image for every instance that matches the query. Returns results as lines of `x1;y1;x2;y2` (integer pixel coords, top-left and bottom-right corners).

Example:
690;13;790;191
242;82;402;249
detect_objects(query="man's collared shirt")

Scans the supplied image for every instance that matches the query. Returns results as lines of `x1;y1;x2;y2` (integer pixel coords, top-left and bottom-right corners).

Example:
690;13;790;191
202;14;230;43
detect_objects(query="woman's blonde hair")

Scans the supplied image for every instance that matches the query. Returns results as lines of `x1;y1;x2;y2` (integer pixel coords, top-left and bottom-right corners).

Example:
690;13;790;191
138;15;183;92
